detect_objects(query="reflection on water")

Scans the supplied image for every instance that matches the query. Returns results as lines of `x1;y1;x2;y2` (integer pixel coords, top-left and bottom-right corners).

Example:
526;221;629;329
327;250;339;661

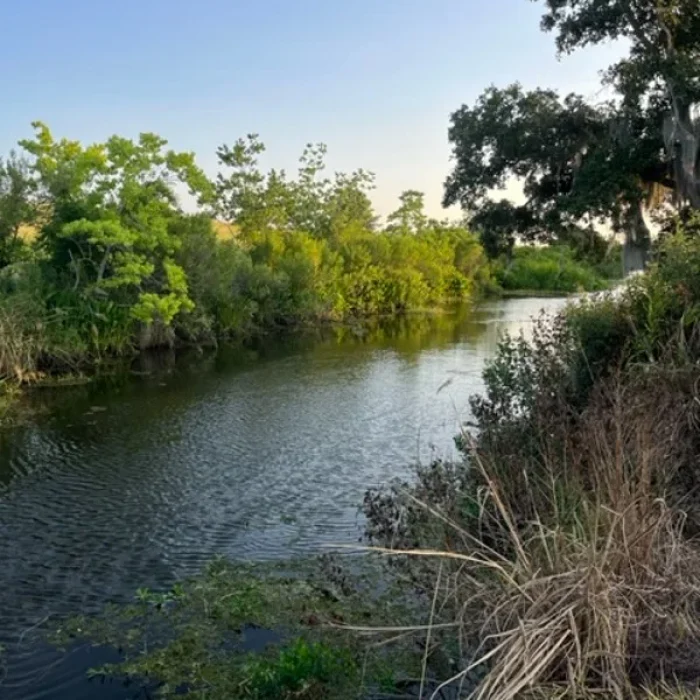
0;296;567;700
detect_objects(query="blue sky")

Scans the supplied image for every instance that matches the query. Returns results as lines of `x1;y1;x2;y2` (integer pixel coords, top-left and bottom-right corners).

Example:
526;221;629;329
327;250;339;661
1;0;623;219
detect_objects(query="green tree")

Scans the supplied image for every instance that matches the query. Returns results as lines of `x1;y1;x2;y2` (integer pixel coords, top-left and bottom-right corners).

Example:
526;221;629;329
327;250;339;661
443;84;657;261
325;171;377;239
0;152;36;268
446;1;700;265
20;122;213;326
535;0;700;207
386;190;429;235
216;136;377;241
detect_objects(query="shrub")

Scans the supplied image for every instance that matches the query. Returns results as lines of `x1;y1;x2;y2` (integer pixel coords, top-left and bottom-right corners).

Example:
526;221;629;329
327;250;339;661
494;245;609;293
174;216;258;340
625;232;700;364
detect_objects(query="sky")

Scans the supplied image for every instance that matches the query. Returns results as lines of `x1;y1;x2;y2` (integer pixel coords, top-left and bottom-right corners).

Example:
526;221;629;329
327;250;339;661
1;0;624;220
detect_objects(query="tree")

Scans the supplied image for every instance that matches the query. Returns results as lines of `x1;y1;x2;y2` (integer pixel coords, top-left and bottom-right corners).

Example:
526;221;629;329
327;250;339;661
445;1;700;266
386;190;429;235
216;136;376;240
324;171;377;239
0;153;36;268
443;83;662;262
535;0;700;208
20;122;213;326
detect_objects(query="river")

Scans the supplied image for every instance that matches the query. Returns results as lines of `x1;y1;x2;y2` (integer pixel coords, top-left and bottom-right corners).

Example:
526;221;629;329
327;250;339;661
0;296;567;700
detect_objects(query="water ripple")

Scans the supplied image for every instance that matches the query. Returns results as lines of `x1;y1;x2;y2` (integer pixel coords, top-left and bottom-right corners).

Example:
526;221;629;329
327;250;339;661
0;298;566;700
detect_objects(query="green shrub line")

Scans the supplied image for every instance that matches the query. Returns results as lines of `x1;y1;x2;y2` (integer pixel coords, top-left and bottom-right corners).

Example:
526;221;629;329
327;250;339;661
0;125;619;427
492;244;617;294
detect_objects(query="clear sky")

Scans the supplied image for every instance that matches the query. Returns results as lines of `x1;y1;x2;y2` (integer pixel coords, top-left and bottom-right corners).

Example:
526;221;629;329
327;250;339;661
1;0;623;220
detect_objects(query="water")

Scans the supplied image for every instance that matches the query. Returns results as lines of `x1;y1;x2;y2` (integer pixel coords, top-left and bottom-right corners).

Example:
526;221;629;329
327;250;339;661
0;296;567;700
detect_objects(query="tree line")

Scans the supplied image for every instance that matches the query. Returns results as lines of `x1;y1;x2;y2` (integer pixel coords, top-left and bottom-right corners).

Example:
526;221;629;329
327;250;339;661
0;125;496;377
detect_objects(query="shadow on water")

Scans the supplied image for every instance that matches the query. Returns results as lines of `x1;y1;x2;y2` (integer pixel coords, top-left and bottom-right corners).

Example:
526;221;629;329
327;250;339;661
0;297;567;700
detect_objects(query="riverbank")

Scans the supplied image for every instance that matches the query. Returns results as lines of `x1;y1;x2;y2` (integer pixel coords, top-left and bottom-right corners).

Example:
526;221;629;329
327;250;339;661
39;231;700;699
0;291;573;428
0;297;560;700
0;124;618;431
363;230;700;697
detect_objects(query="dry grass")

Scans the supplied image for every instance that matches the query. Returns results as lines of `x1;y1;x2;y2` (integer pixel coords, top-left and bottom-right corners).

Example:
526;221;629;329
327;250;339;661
641;686;700;700
0;303;45;382
377;375;700;699
458;484;700;699
18;219;238;243
212;220;239;241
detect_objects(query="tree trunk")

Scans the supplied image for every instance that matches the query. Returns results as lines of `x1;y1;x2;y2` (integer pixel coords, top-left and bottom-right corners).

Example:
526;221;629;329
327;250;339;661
138;319;175;351
623;201;651;276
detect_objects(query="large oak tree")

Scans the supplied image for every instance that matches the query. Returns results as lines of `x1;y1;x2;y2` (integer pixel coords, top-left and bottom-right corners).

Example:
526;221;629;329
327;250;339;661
444;0;700;265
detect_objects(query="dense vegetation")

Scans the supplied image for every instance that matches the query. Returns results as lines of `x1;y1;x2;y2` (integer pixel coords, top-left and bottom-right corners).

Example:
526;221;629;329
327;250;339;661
0;126;496;388
493;243;619;293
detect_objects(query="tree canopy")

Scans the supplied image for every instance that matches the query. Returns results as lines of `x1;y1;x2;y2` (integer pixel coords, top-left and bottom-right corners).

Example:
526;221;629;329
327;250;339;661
0;125;502;372
444;0;700;261
215;136;376;241
20;122;213;325
538;0;700;205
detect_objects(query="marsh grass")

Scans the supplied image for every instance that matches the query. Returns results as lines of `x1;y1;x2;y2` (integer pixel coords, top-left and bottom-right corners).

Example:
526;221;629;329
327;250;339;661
365;373;700;700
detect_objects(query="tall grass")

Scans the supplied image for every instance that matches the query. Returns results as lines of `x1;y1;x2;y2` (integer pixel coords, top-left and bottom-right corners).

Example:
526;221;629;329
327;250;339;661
371;375;700;699
461;404;700;699
0;299;47;382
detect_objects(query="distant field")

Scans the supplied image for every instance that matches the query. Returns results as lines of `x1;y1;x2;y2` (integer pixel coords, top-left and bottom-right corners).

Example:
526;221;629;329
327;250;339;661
18;220;239;243
212;220;239;240
18;224;38;242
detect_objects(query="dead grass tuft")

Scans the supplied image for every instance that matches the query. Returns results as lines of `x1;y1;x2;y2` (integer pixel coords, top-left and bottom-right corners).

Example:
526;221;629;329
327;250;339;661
379;374;700;699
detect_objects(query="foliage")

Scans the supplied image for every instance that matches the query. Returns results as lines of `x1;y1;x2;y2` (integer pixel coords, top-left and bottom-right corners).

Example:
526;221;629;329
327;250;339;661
52;558;428;700
215;136;376;241
536;0;700;212
239;638;354;700
492;245;611;293
445;0;700;261
0;125;496;384
444;84;655;258
212;136;491;323
20;123;212;328
0;153;36;268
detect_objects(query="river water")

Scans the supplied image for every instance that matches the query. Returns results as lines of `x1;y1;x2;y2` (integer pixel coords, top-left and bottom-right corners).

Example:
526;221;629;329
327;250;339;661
0;296;566;700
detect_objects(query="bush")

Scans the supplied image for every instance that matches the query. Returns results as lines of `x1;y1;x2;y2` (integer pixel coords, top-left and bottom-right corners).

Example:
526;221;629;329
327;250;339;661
494;245;609;293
